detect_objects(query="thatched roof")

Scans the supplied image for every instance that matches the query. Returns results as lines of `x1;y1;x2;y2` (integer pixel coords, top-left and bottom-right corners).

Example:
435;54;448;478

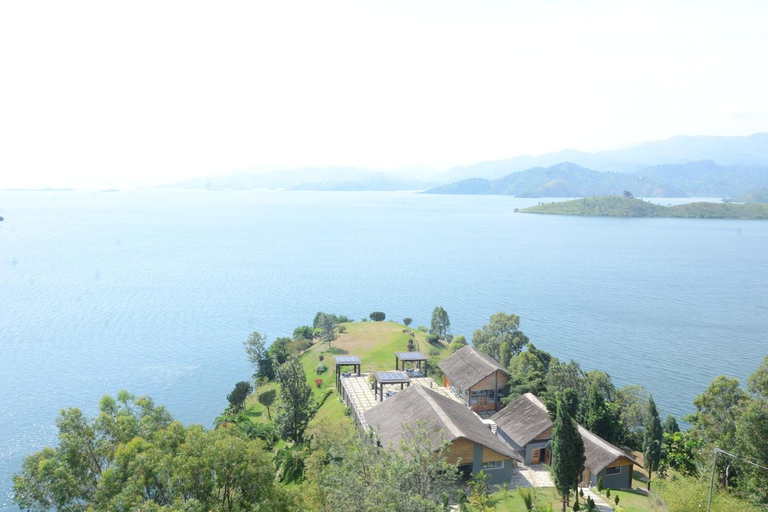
579;425;641;474
438;345;509;391
364;384;521;461
492;393;641;473
491;393;552;447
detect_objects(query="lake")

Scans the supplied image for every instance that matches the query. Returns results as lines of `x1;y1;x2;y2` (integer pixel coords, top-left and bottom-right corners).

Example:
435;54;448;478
1;189;767;509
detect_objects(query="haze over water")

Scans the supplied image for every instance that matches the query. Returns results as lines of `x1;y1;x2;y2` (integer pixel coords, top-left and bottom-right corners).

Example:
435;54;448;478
1;189;767;509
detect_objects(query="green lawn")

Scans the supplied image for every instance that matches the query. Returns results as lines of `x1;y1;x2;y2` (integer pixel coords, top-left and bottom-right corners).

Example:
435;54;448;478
480;487;561;511
244;321;451;427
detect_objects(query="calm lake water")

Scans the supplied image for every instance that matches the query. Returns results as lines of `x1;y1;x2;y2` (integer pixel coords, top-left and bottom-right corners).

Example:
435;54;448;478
1;190;767;508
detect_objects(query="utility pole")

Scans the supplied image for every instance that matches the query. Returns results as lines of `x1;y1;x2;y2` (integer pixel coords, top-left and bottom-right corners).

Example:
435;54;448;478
706;447;768;512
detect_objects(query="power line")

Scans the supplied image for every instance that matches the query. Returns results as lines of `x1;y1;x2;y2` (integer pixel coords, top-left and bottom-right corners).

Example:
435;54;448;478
707;447;768;512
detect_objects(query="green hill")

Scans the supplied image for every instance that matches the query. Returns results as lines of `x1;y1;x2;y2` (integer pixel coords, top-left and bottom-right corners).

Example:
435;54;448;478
518;196;768;219
732;186;768;204
425;162;682;197
244;321;451;426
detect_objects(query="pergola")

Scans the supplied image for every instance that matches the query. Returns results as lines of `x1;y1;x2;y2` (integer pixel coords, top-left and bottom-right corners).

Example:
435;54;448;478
394;351;428;376
373;370;411;402
335;355;361;392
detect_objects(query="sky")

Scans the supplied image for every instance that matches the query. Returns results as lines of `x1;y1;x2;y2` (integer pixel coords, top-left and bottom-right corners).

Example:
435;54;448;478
1;0;767;189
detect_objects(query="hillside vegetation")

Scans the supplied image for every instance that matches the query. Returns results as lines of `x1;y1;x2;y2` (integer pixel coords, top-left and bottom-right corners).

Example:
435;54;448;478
518;196;768;219
732;186;768;203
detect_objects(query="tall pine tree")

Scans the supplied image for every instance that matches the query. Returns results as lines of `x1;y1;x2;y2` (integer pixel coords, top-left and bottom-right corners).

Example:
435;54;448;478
643;395;663;490
276;359;313;442
551;395;586;512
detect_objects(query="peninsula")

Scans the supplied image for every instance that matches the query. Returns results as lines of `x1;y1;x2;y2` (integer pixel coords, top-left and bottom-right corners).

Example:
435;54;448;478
517;195;768;219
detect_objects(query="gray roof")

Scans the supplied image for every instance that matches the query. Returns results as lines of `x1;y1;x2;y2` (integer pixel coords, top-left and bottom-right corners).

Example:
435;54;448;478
364;384;521;461
579;425;641;474
492;393;641;474
394;351;428;361
438;345;510;391
374;371;411;384
334;356;361;365
492;393;553;447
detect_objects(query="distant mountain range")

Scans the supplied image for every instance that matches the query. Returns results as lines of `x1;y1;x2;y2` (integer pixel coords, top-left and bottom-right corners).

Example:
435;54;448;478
159;133;768;195
161;166;436;191
425;161;768;198
438;132;768;182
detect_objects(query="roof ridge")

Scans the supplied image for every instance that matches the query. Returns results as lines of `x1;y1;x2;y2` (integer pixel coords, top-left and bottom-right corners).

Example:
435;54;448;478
577;425;623;458
525;393;548;411
413;385;463;438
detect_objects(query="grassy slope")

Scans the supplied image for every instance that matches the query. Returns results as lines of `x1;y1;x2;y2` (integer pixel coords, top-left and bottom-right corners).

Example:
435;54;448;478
518;195;768;219
244;321;450;428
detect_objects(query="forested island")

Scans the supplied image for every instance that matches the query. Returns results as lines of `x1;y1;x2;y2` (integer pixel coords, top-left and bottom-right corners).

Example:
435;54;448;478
518;195;768;219
12;310;768;511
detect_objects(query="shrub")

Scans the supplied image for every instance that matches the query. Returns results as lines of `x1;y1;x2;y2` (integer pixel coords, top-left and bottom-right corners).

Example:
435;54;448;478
403;317;412;327
336;325;346;334
314;378;323;388
315;363;328;375
369;311;386;321
518;488;534;511
344;406;351;416
360;318;367;322
573;502;580;511
428;348;440;357
407;339;415;352
606;489;611;498
417;326;427;332
579;488;584;498
614;495;620;506
318;354;324;361
597;476;603;492
426;333;440;344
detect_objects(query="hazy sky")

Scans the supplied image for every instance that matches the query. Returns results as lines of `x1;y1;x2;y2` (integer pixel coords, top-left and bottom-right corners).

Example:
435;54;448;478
2;0;767;188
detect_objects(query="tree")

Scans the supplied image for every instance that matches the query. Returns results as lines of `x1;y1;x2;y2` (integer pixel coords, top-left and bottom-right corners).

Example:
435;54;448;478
659;431;700;478
430;306;451;339
258;388;277;420
582;384;619;443
403;317;413;327
293;325;314;341
663;415;680;434
449;335;467;353
276;360;314;442
369;311;386;322
307;422;459;512
13;392;292;511
472;312;529;361
244;331;266;375
227;380;254;412
314;313;338;348
623;190;633;197
551;396;585;512
643;396;663;490
499;341;511;369
689;375;749;448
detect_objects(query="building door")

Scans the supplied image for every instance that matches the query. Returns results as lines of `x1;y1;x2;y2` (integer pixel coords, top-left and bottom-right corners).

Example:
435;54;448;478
531;448;540;464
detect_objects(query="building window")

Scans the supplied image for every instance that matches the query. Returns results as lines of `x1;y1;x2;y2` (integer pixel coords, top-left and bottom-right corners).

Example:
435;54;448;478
481;460;504;470
605;466;622;475
470;389;496;405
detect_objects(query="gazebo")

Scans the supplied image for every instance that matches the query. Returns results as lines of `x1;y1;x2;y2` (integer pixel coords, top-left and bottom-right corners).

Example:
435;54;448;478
335;355;361;392
394;351;428;377
373;371;411;402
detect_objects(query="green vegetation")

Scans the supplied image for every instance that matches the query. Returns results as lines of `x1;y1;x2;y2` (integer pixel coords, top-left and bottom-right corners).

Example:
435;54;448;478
731;186;768;203
430;306;451;339
642;396;662;490
15;309;768;511
551;395;585;511
518;195;768;219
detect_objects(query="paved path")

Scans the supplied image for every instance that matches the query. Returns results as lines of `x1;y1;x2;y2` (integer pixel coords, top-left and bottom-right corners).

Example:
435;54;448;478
508;464;554;488
580;488;614;512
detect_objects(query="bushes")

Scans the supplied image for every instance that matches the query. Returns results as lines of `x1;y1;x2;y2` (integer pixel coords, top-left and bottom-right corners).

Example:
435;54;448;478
369;311;386;321
417;326;427;332
315;363;328;375
314;378;323;388
403;317;412;327
597;476;603;492
426;333;440;345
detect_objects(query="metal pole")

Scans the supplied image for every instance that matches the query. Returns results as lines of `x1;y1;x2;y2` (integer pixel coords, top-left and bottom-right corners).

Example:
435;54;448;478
707;448;718;512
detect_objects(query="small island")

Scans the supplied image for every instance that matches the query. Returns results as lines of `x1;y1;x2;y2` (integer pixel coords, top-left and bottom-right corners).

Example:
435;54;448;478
517;195;768;219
